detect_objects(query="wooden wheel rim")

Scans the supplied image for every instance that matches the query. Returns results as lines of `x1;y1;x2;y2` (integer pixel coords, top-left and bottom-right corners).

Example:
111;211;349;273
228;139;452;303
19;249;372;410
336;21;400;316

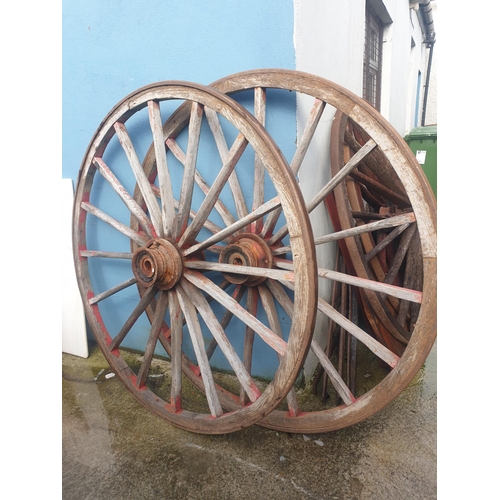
72;81;318;434
140;70;436;434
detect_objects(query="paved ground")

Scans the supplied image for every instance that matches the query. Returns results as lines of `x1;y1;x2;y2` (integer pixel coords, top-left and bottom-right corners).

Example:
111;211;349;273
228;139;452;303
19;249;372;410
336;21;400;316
62;341;436;500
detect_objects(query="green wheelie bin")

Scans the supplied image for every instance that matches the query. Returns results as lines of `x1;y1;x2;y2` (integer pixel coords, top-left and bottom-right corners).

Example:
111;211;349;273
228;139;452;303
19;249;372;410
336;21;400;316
404;125;437;198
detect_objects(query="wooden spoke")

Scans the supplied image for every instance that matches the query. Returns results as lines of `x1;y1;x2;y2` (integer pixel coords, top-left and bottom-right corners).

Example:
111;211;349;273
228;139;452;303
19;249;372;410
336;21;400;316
240;287;258;405
261;98;326;237
253;86;266;123
148;100;176;238
275;258;421;303
264;279;294;316
291;98;326;176
136;290;170;388
379;223;418;301
175;102;203;239
81;202;149;246
348;169;411;208
149;182;231;243
318;292;399;368
114;122;163;237
317;267;421;303
178;133;248;247
280;278;398;368
88;277;137;305
185;260;295;283
168;290;183;412
206;285;246;360
363;222;412;263
266;279;354;407
268;139;377;246
109;285;157;351
305;137;377;208
93;157;155;238
182;196;281;257
258;284;300;417
205;108;250;221
184;271;288;356
165;138;238;230
80;250;133;259
273;212;416;255
342;122;409;200
310;340;355;406
180;279;261;403
251;87;266;233
176;283;223;417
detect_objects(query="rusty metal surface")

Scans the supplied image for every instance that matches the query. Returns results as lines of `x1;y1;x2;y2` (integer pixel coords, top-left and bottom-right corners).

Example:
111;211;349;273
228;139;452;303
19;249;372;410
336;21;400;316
132;239;184;290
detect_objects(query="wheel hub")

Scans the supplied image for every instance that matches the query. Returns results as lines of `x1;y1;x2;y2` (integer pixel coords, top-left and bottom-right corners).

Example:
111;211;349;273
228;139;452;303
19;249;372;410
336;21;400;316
218;233;273;286
132;238;183;290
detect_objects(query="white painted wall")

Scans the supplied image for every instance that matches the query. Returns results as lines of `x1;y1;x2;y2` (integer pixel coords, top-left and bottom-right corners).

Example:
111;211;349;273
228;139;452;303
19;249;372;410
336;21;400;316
62;179;88;358
381;0;414;134
406;2;438;131
405;7;426;133
294;0;366;380
422;1;437;126
294;0;365;93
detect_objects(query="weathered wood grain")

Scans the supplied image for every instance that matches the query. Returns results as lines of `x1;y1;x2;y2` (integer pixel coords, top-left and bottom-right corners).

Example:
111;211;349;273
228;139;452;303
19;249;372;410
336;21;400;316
148;100;176;238
176;283;223;417
114;122;163;237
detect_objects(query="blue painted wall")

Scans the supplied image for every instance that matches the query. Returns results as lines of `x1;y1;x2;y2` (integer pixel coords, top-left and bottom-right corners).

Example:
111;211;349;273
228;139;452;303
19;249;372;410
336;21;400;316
63;1;296;378
63;0;295;182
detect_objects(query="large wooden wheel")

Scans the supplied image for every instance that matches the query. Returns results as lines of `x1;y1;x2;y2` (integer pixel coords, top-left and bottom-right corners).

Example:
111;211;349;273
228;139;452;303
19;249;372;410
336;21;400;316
72;81;318;434
141;69;436;434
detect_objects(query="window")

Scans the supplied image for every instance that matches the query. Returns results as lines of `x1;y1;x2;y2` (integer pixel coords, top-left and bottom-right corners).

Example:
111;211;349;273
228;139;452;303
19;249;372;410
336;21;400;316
363;4;384;111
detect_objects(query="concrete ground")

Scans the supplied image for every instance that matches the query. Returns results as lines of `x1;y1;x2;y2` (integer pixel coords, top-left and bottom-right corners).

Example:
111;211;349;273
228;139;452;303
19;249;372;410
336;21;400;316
62;341;436;500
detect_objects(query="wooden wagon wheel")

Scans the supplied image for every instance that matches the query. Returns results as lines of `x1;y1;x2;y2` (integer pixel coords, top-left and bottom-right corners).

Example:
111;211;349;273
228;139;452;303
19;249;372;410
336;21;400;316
140;69;436;434
72;81;318;434
329;112;422;356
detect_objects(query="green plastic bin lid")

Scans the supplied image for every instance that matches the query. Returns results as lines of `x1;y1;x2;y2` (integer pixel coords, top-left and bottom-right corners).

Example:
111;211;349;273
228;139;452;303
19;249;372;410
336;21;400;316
405;125;437;140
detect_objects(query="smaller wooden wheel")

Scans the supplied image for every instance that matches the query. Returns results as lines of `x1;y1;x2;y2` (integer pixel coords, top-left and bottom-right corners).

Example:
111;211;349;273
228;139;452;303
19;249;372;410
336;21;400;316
328;112;423;356
72;81;317;434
